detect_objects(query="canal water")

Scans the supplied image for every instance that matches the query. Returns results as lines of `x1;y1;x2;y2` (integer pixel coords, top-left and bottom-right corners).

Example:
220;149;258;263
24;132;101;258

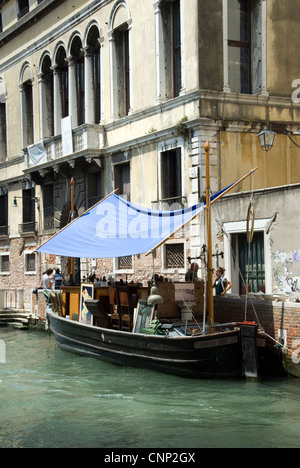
0;327;299;449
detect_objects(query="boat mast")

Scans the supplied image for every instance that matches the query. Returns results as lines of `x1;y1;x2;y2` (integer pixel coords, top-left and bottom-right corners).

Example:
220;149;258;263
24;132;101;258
204;142;214;334
70;177;75;279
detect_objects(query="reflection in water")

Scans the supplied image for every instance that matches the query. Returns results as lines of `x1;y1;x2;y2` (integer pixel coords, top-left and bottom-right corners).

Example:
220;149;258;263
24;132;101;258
0;328;299;448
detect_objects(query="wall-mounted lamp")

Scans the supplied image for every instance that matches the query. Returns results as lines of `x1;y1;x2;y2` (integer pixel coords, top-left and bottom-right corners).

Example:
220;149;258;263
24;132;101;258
258;127;276;152
13;196;40;210
258;124;300;151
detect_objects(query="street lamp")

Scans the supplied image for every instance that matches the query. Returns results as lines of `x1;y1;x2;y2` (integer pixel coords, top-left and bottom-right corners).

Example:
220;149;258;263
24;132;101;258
258;124;300;151
258;127;276;152
13;196;40;209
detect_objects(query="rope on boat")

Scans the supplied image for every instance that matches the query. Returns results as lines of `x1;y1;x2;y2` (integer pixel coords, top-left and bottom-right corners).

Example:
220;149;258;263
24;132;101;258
261;331;299;360
244;171;255;320
173;285;203;335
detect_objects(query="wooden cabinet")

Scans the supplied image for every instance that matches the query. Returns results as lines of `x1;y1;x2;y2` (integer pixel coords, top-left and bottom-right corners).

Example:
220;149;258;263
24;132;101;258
61;286;80;320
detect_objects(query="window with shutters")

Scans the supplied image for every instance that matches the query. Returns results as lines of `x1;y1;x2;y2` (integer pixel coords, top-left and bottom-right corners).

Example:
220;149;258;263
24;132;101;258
226;0;263;95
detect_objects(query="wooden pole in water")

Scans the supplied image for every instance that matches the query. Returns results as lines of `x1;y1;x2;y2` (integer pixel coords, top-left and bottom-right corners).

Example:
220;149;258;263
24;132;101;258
205;142;214;334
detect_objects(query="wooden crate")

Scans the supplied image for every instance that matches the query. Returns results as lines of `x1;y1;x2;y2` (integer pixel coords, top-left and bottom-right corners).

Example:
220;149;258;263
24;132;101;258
157;303;180;319
157;282;175;302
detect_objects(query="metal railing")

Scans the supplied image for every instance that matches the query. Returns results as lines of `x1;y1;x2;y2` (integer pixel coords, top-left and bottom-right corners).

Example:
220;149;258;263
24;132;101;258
0;225;9;237
151;195;188;211
0;289;17;309
18;221;37;235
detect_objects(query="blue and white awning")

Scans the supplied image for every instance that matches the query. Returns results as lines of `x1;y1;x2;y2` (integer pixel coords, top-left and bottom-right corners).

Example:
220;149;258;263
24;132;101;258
36;181;237;259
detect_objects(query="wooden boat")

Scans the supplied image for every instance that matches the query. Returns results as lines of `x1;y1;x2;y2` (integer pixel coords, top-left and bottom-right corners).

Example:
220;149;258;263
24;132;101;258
46;308;258;379
41;142;261;379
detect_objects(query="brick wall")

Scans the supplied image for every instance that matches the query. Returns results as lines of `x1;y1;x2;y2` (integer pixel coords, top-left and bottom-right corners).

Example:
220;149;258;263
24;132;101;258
0;238;40;308
213;296;300;353
31;289;47;320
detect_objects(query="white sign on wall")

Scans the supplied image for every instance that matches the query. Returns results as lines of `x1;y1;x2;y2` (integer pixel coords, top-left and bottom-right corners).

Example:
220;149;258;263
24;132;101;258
61;116;73;157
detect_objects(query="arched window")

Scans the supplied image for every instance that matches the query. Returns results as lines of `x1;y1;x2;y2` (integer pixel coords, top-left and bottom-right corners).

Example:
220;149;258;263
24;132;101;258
86;25;101;124
0;78;7;161
52;45;69;134
20;64;34;148
40;54;54;138
109;1;132;119
70;36;85;126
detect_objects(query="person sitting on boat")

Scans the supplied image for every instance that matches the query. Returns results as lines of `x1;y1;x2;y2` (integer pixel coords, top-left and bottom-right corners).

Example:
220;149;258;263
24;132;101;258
185;263;199;282
213;267;232;296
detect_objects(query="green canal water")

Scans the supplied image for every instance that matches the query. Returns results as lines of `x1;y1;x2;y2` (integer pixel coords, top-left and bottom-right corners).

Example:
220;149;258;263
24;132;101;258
0;327;299;449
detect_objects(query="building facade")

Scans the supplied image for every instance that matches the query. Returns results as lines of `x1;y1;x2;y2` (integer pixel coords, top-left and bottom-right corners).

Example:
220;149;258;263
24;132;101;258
0;0;299;308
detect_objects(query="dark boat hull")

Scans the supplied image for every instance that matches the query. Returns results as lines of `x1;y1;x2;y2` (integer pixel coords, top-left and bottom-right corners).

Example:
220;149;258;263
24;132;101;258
47;311;245;378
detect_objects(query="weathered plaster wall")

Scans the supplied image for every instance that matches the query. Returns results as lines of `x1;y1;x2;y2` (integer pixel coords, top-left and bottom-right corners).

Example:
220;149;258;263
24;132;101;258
213;184;300;296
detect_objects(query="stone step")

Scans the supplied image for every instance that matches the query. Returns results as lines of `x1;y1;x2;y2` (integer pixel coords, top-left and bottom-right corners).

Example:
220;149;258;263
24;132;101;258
0;317;29;323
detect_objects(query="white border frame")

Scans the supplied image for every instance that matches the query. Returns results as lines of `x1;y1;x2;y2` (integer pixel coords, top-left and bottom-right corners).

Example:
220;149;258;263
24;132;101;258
223;218;272;294
0;252;10;275
24;250;37;275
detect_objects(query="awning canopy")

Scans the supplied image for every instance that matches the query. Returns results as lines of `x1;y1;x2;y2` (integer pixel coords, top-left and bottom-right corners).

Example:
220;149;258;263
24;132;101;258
36;175;248;259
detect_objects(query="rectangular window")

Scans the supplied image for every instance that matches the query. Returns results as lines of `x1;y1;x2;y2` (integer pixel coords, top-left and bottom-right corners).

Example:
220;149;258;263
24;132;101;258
114;162;130;201
0;193;8;234
88;172;102;208
18;0;29;20
165;243;184;270
19;188;36;235
114;27;130;117
117;256;133;271
25;252;36;274
160;0;182;99
228;0;251;94
43;184;54;231
226;0;263;95
0;254;9;274
161;148;182;204
238;231;265;294
23;188;35;224
172;0;182;97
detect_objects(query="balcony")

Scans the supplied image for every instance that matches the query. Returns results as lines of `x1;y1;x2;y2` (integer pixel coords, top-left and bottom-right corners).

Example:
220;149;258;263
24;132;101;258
19;221;37;236
0;225;9;239
23;124;104;182
151;195;188;211
43;206;55;232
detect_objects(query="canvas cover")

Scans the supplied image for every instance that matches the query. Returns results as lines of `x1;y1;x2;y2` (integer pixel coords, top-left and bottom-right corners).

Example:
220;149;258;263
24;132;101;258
36;185;233;259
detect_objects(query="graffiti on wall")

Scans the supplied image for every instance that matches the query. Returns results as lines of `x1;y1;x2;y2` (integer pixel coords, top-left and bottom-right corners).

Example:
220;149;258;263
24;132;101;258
273;250;300;293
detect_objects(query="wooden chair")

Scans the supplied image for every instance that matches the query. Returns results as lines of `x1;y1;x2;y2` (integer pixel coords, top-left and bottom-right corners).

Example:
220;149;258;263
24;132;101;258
116;285;138;331
50;291;62;316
